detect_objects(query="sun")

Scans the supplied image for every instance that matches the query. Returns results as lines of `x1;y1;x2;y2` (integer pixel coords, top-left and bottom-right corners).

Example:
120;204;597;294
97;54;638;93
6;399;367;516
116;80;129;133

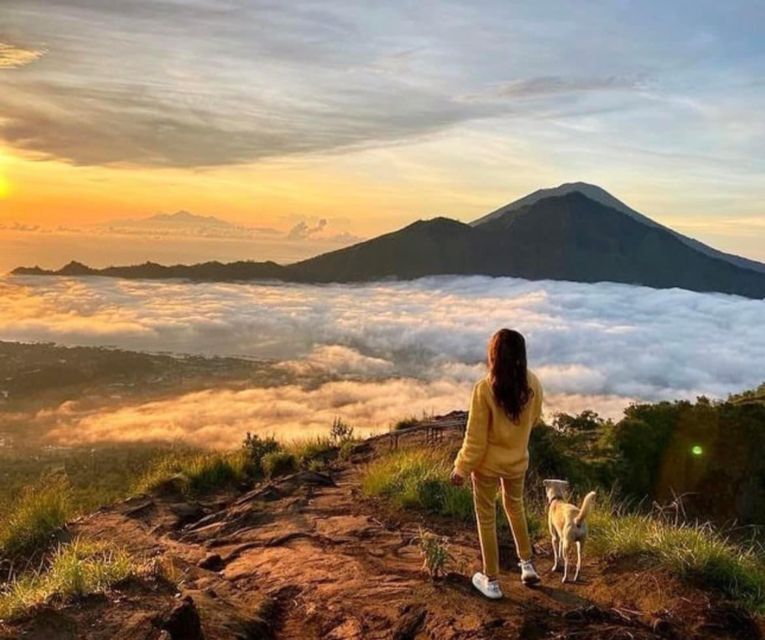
0;174;10;198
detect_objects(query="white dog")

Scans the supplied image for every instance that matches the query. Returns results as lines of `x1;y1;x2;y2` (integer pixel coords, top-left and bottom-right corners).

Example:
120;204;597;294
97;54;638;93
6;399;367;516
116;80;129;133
544;479;596;583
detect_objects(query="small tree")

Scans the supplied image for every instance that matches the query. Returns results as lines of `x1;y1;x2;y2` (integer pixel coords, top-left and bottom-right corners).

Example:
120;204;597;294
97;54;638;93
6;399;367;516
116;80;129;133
329;417;354;443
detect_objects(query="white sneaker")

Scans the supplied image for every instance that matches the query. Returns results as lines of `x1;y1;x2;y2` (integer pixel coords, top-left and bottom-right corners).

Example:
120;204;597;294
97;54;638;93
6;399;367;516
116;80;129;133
519;560;540;585
471;572;503;599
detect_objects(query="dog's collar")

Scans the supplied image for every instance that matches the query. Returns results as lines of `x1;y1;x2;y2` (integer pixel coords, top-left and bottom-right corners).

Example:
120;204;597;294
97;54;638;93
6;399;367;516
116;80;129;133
548;496;562;505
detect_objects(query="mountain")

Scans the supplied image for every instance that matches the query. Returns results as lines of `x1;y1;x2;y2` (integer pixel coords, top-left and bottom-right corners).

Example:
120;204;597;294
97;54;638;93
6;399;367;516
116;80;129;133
290;217;480;281
12;184;765;298
288;191;765;297
131;210;233;228
472;182;765;274
98;210;282;239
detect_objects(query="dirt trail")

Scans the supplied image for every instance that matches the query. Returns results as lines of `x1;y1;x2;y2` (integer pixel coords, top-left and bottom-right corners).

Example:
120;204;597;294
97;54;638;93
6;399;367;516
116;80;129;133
2;428;762;639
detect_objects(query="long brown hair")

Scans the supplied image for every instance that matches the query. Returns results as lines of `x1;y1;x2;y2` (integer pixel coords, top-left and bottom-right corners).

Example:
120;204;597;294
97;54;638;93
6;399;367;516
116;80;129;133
487;328;533;422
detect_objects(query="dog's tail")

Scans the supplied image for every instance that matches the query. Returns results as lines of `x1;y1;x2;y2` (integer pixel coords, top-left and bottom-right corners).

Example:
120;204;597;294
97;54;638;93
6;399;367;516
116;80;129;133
574;491;597;527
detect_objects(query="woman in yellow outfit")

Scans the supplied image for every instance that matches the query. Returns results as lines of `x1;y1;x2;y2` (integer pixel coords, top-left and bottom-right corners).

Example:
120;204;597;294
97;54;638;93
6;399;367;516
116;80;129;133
450;328;543;599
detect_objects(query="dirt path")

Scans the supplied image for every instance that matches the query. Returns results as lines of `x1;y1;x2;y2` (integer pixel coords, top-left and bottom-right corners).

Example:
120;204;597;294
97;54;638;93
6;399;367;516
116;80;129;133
3;431;762;639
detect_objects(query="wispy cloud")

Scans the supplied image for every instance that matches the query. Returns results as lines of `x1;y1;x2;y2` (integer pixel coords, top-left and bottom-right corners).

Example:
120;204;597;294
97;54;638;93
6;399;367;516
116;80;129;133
0;42;45;69
460;75;648;103
286;218;328;241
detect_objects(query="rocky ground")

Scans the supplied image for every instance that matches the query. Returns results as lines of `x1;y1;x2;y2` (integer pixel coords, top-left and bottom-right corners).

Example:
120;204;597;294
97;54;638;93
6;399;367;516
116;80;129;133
2;426;762;640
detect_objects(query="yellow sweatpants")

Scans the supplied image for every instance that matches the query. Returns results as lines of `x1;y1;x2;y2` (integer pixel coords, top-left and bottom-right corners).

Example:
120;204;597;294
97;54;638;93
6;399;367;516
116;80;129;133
471;472;532;577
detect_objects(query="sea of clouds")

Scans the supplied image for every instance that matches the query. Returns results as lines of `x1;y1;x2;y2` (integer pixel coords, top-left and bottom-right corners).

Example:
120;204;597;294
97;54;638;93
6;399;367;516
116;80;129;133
1;275;763;447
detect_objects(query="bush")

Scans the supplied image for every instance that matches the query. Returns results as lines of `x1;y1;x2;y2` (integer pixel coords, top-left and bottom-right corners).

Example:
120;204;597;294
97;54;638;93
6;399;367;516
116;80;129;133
392;416;419;431
262;451;298;479
339;440;356;461
242;433;281;475
306;459;326;473
0;475;71;557
0;538;133;620
330;417;354;443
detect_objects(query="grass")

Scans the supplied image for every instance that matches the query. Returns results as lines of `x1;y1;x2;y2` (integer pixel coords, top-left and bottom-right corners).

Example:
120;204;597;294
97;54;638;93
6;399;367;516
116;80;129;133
0;538;134;621
588;498;765;611
134;449;250;497
262;451;298;479
361;448;542;536
0;443;208;518
284;436;336;467
0;475;72;557
134;434;342;494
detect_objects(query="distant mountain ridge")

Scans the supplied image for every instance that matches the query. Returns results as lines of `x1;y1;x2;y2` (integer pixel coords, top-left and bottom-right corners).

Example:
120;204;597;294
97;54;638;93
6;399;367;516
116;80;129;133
12;184;765;299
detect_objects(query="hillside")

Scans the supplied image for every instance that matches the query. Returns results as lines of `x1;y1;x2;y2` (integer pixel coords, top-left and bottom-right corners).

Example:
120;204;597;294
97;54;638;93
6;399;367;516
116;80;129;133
11;185;765;298
1;424;762;640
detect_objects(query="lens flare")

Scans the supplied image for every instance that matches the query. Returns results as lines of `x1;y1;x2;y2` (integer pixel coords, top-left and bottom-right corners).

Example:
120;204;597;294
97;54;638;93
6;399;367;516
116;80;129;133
691;445;703;456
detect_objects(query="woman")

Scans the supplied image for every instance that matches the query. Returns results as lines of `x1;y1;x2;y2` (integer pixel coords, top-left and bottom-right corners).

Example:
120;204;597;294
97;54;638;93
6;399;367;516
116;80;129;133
450;328;543;599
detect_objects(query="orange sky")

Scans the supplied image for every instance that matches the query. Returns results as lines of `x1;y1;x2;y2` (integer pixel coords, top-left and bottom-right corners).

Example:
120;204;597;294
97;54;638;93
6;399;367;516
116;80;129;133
2;139;764;263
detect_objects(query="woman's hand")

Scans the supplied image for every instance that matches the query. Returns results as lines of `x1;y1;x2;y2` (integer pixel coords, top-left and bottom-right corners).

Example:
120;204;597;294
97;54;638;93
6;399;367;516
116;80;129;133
450;469;465;486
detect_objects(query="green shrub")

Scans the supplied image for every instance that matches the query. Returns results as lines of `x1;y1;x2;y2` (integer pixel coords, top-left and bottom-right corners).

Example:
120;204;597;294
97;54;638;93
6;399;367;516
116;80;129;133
242;433;281;475
0;475;71;557
262;451;298;479
0;538;134;620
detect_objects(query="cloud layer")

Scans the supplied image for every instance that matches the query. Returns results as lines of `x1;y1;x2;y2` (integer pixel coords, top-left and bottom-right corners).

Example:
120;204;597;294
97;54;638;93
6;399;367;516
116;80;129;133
2;275;763;446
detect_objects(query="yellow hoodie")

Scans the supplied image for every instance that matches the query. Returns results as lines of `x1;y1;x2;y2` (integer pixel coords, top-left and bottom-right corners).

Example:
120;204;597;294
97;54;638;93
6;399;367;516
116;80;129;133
453;370;543;478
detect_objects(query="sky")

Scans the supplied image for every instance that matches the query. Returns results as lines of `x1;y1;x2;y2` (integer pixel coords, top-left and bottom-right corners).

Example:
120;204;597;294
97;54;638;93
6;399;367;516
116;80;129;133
0;0;764;268
4;275;763;446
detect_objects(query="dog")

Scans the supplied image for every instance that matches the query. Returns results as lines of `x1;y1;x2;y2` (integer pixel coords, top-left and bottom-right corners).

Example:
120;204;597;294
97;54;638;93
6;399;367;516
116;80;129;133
543;479;596;583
